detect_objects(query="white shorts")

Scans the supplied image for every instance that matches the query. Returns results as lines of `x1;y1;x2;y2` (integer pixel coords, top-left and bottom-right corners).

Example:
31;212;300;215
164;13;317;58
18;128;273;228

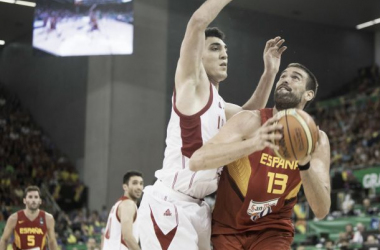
138;181;211;250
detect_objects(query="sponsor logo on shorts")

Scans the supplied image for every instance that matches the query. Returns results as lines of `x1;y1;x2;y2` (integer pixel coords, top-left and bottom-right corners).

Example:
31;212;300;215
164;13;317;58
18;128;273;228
247;198;279;221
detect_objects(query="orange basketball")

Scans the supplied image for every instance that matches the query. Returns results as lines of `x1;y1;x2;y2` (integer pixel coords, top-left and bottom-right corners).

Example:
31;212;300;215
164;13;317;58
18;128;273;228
272;109;319;162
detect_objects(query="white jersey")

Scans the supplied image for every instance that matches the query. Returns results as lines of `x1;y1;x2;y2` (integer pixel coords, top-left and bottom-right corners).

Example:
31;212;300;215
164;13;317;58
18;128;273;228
103;196;138;250
155;83;226;199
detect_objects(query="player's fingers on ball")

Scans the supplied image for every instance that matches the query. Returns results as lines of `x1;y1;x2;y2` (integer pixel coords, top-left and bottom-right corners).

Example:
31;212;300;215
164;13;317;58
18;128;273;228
265;141;279;151
266;115;280;125
272;123;283;131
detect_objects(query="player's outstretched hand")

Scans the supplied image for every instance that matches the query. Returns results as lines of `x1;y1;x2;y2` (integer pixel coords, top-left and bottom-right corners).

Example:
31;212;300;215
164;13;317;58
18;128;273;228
263;36;287;73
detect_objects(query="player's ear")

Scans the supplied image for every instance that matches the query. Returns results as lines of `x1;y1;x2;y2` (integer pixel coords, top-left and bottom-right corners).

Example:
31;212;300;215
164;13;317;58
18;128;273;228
304;90;314;102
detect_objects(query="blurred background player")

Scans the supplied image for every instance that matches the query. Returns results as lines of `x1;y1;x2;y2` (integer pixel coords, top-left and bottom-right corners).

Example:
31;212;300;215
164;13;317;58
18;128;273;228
0;186;58;250
102;171;144;250
89;4;99;32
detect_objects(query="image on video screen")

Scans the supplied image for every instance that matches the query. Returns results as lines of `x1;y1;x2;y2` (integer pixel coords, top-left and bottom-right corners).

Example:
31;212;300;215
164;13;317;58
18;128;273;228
33;0;133;56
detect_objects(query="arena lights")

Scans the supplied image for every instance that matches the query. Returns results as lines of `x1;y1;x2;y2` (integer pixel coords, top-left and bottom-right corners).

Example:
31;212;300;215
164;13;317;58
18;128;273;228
15;0;36;7
0;40;5;45
0;0;36;7
356;18;380;30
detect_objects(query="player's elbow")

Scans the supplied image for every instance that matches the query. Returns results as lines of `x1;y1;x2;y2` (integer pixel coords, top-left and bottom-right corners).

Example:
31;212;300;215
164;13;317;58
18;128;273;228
188;11;209;30
123;235;139;250
189;152;204;172
313;203;330;220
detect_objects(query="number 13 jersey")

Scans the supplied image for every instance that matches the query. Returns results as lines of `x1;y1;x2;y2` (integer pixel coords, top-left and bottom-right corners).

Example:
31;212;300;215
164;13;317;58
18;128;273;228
212;108;303;235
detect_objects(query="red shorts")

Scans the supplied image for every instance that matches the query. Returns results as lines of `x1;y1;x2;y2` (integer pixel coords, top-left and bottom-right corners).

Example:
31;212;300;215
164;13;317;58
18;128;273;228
212;229;293;250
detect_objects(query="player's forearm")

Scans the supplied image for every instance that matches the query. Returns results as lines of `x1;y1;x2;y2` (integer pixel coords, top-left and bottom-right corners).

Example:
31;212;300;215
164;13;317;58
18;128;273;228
123;235;141;250
190;0;232;29
190;139;257;171
48;239;59;250
300;169;331;219
242;69;277;110
0;240;8;250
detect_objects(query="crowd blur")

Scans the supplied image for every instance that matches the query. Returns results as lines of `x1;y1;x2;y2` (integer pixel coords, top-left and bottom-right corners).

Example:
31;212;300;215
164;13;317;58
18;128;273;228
0;83;93;248
293;64;380;249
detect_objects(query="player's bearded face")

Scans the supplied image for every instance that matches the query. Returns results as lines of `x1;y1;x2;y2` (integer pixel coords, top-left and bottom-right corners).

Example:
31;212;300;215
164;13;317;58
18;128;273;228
24;191;41;211
274;85;303;111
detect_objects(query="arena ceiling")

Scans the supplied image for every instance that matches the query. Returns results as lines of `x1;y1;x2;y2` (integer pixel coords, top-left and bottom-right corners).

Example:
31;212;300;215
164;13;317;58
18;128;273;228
0;0;379;47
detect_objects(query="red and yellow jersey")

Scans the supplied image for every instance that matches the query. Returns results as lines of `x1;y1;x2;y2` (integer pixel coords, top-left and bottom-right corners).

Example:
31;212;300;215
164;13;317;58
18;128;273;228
13;210;48;250
212;108;302;235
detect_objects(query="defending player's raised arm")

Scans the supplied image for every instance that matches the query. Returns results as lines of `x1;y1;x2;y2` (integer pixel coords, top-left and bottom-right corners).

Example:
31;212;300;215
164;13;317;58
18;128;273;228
46;213;59;250
189;111;283;171
0;213;17;250
225;37;287;119
119;200;140;250
299;130;331;219
175;0;232;87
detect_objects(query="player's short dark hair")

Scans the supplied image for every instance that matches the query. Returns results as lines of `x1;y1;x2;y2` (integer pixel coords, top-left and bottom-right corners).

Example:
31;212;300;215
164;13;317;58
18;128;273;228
24;186;41;198
205;27;225;40
123;171;143;185
287;63;319;108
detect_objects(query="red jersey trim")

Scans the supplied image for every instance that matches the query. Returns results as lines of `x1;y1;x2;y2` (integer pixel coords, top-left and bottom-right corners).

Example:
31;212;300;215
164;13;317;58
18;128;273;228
150;205;178;250
173;83;213;119
173;83;214;158
116;196;136;223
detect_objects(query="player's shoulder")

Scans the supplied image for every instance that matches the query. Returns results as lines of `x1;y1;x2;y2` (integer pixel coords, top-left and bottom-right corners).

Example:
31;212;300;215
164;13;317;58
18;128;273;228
44;211;55;222
120;199;136;207
8;212;19;221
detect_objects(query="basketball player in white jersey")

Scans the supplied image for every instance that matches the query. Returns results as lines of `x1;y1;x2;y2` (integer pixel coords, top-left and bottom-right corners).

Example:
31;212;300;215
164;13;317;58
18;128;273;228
138;0;287;249
102;171;143;250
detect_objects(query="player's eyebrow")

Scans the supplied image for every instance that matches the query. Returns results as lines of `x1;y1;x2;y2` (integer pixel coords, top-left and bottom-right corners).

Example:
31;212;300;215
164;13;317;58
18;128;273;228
209;42;227;49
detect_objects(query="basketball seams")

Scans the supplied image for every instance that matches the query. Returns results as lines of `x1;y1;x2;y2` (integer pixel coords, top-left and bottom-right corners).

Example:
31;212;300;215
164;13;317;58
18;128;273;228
292;111;313;155
285;109;298;161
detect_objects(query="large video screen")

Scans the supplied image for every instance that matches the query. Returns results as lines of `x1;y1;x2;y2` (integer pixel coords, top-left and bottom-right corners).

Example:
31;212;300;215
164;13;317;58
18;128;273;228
33;0;133;56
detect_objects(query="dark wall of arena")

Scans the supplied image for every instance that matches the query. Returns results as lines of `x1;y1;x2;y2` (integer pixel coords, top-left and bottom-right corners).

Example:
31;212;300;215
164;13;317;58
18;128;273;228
167;0;375;111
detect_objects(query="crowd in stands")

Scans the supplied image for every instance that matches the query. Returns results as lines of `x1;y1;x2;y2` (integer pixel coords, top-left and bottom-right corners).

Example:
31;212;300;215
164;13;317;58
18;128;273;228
0;83;91;248
313;64;380;171
292;64;380;249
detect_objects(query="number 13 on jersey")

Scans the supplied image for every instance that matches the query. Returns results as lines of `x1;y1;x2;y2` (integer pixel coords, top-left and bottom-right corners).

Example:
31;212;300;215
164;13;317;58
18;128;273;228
267;172;288;194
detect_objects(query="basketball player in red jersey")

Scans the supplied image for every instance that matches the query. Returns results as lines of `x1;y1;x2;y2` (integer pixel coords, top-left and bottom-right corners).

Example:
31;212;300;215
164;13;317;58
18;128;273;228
138;0;287;248
190;63;331;249
0;186;58;250
102;171;143;250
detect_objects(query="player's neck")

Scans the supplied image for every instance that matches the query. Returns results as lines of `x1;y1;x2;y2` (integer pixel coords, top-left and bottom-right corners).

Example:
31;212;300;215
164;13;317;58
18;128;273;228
210;80;220;91
24;208;40;219
123;193;137;204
